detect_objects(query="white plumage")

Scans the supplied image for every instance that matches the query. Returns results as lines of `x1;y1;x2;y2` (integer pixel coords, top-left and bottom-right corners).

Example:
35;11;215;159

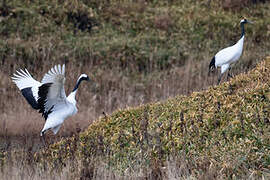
11;64;90;137
209;18;252;84
12;69;41;104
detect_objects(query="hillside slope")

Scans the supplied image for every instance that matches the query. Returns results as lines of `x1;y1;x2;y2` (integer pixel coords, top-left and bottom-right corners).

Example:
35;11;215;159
34;56;270;178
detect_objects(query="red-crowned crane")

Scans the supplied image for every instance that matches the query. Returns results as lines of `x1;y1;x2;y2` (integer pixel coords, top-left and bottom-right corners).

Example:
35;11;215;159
11;65;90;143
209;18;253;84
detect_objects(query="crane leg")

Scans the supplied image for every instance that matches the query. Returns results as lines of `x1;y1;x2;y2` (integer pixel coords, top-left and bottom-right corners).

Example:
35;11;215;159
227;67;233;80
217;73;223;85
41;131;47;147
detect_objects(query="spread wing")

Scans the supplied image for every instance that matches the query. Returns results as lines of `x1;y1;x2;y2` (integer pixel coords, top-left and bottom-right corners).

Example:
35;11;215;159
38;64;66;120
11;69;41;109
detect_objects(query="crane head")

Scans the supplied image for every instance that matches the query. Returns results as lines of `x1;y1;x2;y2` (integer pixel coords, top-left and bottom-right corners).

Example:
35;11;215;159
78;74;90;82
240;18;253;24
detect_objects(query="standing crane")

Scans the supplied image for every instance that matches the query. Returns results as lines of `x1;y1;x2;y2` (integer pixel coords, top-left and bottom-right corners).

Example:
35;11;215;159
209;18;253;84
11;64;90;143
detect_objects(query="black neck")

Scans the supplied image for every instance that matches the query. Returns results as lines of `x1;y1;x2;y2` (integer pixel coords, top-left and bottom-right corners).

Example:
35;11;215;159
240;22;245;38
72;78;84;92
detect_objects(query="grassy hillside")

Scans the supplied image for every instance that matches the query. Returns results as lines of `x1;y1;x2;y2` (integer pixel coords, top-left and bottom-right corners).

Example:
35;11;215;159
26;56;270;179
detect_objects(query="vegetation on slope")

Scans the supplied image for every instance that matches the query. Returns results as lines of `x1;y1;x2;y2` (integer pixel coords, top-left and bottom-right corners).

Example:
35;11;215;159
32;56;270;178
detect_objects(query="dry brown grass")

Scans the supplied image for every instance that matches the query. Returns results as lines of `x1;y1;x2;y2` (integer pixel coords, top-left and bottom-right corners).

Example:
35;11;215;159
2;148;266;179
0;148;221;180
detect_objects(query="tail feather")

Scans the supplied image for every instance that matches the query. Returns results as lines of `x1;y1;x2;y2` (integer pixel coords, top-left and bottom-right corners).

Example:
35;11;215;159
209;56;216;70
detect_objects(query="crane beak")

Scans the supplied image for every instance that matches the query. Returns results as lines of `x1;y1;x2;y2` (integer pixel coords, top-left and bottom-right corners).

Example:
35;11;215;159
86;76;90;81
247;20;253;24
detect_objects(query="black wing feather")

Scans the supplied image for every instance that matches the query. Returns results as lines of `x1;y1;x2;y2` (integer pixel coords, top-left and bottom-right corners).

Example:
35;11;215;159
38;83;53;121
21;87;39;109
